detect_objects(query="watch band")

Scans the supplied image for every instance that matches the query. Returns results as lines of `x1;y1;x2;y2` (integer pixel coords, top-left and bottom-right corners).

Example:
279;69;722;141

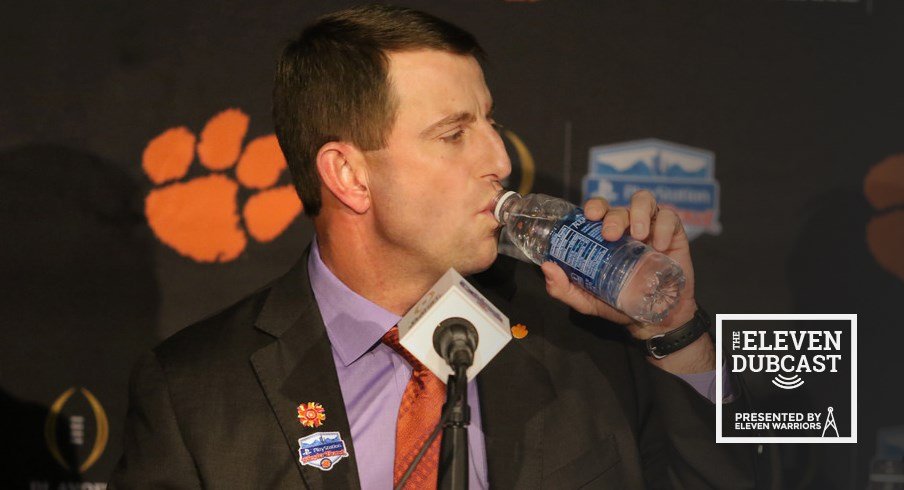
636;304;711;359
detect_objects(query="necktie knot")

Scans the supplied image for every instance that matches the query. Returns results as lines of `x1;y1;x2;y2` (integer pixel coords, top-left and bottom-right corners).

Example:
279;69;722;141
381;326;428;374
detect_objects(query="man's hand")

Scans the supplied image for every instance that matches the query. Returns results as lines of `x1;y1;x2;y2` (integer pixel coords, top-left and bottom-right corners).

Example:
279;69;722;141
541;190;714;374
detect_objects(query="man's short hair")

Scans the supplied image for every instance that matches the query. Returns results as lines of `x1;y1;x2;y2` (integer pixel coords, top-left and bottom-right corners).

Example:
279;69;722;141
273;4;485;217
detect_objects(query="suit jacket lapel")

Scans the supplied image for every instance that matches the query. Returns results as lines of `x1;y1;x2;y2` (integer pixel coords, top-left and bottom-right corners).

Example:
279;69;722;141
250;247;362;490
473;259;555;488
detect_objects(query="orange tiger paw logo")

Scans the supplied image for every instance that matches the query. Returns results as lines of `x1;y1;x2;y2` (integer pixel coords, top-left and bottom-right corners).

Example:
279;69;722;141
143;109;302;262
864;154;904;282
511;323;528;339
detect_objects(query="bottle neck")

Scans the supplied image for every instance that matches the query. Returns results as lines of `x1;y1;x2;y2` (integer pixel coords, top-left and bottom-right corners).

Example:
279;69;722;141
493;190;521;224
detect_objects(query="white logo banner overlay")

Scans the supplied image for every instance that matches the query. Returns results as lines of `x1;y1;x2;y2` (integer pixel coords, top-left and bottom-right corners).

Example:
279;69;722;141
716;314;857;444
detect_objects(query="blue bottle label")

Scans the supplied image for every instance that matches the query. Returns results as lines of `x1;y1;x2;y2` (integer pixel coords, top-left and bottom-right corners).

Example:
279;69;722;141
546;210;628;302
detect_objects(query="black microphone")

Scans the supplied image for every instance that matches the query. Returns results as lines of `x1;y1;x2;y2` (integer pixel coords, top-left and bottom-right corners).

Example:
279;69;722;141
395;317;480;490
433;317;479;369
433;318;477;490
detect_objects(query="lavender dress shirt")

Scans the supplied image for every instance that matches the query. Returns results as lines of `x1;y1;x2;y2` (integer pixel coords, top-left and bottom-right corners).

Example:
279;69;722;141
307;238;723;490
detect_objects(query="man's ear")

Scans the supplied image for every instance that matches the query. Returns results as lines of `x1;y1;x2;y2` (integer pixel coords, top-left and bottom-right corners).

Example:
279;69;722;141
316;142;371;214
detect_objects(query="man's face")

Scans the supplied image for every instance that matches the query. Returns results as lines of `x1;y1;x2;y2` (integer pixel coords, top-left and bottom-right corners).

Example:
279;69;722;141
364;49;511;278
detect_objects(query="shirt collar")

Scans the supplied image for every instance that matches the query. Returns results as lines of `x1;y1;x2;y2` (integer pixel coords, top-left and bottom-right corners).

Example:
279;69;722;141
307;237;400;367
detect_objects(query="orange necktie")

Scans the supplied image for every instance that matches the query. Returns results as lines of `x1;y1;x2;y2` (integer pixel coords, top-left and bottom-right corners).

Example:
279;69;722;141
382;326;446;489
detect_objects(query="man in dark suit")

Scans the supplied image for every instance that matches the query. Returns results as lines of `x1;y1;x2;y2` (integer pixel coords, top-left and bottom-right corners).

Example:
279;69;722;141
111;5;759;488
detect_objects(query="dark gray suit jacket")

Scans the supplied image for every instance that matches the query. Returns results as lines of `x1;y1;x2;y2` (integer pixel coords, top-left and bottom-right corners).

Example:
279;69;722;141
110;247;759;489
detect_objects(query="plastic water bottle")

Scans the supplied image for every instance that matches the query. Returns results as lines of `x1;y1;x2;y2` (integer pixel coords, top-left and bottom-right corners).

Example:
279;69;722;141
493;190;685;324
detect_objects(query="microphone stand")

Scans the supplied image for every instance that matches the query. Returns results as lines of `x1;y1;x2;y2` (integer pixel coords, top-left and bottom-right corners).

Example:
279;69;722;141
438;363;470;490
393;317;476;490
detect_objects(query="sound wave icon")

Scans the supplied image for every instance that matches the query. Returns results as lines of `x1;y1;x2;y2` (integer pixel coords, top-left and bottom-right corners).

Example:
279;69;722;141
772;374;805;390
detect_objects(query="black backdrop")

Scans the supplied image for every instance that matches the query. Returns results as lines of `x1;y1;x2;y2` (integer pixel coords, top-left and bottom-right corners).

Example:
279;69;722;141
2;1;902;488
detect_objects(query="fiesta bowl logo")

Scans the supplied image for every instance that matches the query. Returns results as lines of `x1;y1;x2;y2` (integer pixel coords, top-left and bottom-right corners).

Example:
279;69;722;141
297;432;349;471
142;108;302;263
582;139;721;240
44;387;109;473
716;314;857;443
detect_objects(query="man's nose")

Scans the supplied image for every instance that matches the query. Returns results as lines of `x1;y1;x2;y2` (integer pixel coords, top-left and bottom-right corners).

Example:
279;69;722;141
483;123;512;182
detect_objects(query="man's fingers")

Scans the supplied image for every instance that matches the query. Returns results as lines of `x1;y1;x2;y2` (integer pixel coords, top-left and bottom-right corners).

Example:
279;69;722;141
541;262;593;316
541;261;633;322
583;197;624;241
582;198;608;221
629;190;657;241
584;191;662;243
541;261;571;301
651;207;680;251
600;207;628;241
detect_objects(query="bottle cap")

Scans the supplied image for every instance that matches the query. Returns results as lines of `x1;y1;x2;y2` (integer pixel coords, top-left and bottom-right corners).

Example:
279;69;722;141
493;190;520;222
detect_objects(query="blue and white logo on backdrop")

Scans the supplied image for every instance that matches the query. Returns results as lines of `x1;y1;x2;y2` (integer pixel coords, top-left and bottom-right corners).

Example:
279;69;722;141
582;138;721;240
